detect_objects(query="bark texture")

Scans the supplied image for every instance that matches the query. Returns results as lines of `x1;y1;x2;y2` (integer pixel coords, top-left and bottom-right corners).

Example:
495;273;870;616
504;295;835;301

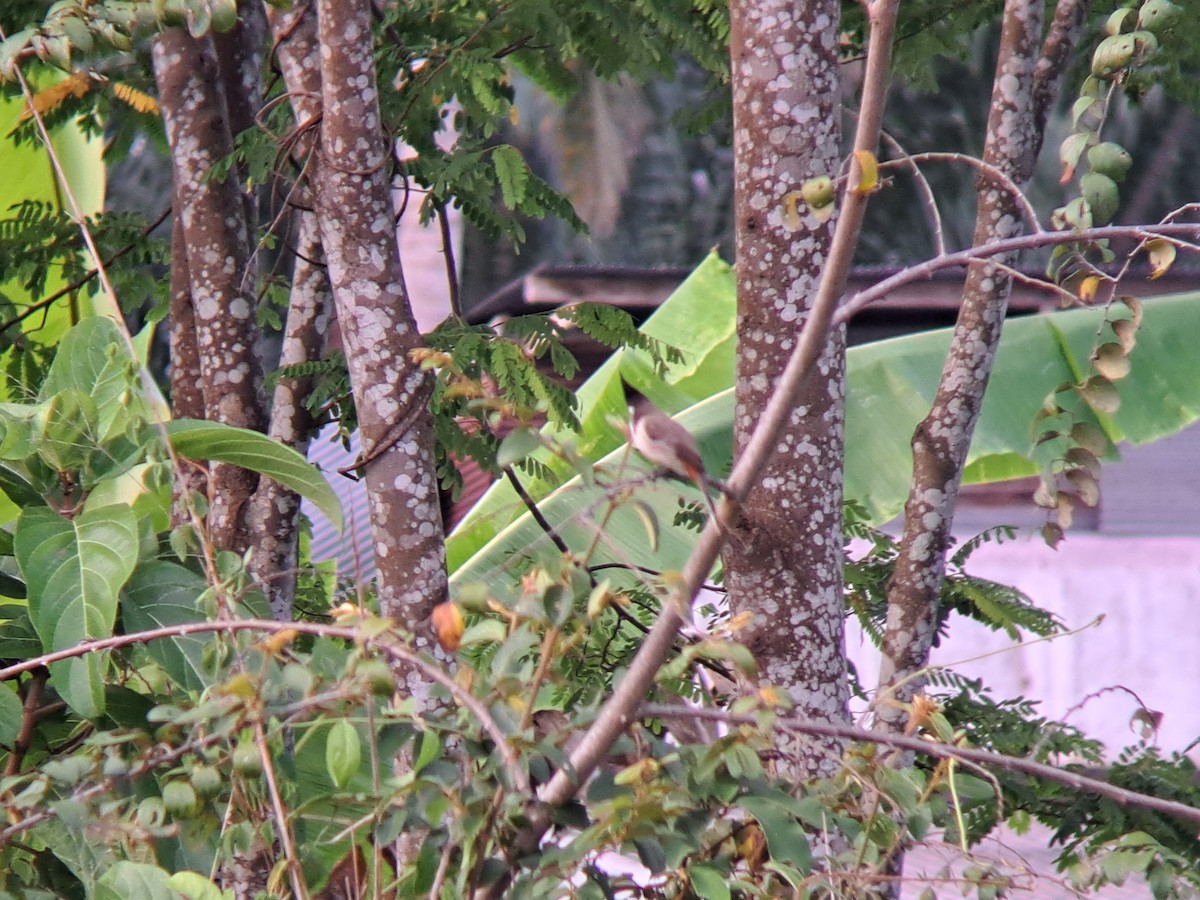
875;0;1088;733
724;0;850;774
310;0;448;658
154;28;267;552
246;212;332;618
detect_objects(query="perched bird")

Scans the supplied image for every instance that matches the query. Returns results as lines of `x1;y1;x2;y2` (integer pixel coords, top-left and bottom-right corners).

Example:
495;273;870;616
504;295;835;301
622;379;726;527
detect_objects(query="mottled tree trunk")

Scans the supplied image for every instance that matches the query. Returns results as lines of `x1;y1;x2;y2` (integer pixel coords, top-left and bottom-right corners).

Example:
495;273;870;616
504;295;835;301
153;28;267;552
724;0;850;776
310;0;448;650
875;0;1088;733
246;212;332;618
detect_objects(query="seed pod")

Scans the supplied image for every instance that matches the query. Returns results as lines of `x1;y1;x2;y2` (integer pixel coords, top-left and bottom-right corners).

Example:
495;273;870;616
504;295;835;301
1081;172;1120;225
190;764;223;800
1091;34;1135;78
1086;142;1133;182
232;741;263;778
162;780;199;819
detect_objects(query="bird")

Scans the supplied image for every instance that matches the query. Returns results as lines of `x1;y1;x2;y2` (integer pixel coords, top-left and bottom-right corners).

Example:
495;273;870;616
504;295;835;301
621;379;727;529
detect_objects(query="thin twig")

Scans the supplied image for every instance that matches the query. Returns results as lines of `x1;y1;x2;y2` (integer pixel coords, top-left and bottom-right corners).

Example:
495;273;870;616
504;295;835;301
436;199;462;320
0;618;530;795
834;223;1200;325
642;704;1200;827
0;204;172;335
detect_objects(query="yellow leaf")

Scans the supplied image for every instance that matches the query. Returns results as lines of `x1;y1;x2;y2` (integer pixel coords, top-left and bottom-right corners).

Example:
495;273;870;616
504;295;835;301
851;148;879;195
431;601;465;652
219;673;256;699
781;190;803;231
1145;238;1176;280
1078;275;1101;302
20;72;91;121
112;81;160;116
257;628;298;655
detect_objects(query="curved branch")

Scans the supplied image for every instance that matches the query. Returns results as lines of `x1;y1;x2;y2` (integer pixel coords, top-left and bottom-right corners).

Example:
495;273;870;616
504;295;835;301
834;223;1200;325
0;619;529;795
643;704;1200;827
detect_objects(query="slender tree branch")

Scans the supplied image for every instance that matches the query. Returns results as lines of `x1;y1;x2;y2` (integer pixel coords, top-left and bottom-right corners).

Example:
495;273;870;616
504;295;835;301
834;223;1200;325
472;5;903;896
642;704;1200;827
436;199;462;320
0;205;171;336
0;619;529;795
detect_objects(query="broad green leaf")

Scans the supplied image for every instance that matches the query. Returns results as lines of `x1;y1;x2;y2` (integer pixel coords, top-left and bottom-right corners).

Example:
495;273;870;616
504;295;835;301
325;720;362;789
0;680;21;745
447;252;736;570
688;863;731;900
168;871;230;900
38;389;99;472
15;503;138;717
166;419;343;532
120;561;210;693
94;861;175;900
737;796;812;871
0;611;40;658
40;317;151;443
451;258;1200;591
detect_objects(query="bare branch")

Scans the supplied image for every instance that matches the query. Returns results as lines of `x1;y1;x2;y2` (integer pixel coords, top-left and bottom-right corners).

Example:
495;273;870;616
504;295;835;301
643;704;1200;828
834;223;1200;324
0;618;529;796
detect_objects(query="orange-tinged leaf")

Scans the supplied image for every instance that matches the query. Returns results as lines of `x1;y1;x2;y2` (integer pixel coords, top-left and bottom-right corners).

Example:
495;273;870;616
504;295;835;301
431;601;465;652
1145;238;1175;280
851;149;879;195
112;81;160;115
1078;275;1102;302
257;628;299;655
781;190;803;231
21;72;91;121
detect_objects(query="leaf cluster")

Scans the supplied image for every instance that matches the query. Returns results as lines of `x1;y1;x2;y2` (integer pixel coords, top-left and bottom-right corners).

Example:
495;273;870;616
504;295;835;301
845;503;1060;650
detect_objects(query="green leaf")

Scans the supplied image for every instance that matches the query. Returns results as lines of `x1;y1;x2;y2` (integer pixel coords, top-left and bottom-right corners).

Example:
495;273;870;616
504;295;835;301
451;260;1200;593
688;863;731;900
120;561;210;693
38;389;99;472
166;419;343;532
95;861;175;900
413;728;440;774
40;318;147;443
167;871;230;900
496;427;541;469
15;503;138;718
326;720;362;789
737;796;812;871
492;144;529;209
447;252;736;573
0;680;21;745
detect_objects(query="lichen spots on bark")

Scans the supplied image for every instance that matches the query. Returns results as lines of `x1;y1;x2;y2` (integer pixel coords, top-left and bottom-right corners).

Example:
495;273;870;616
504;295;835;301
312;0;447;627
726;0;850;768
